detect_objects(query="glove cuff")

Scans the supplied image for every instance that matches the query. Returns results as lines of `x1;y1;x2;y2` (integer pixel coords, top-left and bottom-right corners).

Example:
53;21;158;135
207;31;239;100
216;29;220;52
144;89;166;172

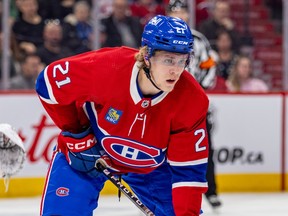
62;127;92;139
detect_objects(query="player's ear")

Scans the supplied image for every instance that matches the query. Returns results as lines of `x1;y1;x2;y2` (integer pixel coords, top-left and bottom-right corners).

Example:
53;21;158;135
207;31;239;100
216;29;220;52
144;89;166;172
144;56;150;67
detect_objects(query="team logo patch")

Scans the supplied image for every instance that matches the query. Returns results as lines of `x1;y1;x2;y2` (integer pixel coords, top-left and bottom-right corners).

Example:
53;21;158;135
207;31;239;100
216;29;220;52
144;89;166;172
150;16;162;26
141;100;150;108
101;136;164;168
105;107;123;124
56;187;69;197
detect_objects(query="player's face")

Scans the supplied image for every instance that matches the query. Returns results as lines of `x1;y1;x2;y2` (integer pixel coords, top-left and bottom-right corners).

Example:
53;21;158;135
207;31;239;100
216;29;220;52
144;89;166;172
236;57;251;79
150;51;188;92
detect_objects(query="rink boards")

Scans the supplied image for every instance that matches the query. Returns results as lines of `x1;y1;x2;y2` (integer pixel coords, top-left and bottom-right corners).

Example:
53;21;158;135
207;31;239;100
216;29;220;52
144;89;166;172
0;92;287;197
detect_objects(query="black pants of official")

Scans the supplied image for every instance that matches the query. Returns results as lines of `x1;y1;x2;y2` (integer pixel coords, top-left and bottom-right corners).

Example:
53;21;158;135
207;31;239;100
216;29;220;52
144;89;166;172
205;117;218;197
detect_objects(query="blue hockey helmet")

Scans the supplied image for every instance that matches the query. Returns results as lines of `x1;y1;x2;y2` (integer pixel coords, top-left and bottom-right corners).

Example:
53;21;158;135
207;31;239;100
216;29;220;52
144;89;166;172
141;15;193;57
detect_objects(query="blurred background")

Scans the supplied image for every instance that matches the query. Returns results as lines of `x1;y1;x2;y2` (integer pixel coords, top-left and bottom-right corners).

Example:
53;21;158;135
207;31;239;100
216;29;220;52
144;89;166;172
0;0;287;91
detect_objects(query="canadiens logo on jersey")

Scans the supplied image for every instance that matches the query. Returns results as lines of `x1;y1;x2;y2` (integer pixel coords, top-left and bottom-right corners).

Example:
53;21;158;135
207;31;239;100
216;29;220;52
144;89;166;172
105;107;123;124
101;136;165;168
141;100;150;108
56;187;69;197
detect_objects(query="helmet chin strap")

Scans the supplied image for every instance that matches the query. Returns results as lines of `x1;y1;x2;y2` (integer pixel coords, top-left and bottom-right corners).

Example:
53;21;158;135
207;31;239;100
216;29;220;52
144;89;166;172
143;66;162;91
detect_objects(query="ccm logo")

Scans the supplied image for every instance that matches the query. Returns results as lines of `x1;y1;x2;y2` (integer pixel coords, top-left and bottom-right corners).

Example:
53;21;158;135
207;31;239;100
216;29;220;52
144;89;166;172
67;137;96;152
173;40;188;45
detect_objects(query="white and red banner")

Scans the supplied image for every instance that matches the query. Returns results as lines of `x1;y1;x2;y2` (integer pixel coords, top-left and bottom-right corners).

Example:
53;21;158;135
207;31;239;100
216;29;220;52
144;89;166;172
208;93;283;174
0;92;59;177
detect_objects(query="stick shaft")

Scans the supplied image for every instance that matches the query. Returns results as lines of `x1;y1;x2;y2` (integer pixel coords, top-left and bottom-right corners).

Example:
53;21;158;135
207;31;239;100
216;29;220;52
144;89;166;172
96;163;155;216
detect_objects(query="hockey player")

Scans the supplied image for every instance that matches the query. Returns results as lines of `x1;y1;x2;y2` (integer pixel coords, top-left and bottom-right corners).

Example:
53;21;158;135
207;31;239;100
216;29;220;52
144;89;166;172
166;0;222;209
36;15;209;216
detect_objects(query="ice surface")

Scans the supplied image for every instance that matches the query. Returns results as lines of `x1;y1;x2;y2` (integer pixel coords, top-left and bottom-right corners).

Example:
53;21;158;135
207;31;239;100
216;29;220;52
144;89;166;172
0;192;287;216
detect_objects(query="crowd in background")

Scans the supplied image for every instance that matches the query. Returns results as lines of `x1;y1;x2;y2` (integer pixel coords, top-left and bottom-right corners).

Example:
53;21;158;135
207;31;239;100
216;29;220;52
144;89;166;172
0;0;276;92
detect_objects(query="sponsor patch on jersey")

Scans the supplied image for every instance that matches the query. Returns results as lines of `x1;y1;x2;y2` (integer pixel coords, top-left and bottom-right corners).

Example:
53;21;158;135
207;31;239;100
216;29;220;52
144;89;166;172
56;187;69;197
105;107;123;124
101;136;164;168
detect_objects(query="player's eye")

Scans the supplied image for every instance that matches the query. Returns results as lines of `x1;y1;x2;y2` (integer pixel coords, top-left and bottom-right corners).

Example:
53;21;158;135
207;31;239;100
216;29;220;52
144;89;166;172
177;59;186;67
162;58;174;66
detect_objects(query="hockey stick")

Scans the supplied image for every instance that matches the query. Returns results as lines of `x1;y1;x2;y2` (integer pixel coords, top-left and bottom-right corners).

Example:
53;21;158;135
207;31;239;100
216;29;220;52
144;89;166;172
95;162;155;216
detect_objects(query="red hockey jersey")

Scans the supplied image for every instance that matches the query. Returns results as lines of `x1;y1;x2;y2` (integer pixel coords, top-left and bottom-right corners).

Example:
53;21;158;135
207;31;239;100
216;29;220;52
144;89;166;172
36;46;209;215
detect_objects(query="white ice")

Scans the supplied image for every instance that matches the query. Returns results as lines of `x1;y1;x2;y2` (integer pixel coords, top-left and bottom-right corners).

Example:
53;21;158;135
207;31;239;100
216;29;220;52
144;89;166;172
0;192;287;216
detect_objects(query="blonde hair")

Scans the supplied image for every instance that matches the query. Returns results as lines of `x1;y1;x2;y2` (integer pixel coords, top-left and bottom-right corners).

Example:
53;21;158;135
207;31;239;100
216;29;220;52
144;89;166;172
134;46;149;69
228;55;251;91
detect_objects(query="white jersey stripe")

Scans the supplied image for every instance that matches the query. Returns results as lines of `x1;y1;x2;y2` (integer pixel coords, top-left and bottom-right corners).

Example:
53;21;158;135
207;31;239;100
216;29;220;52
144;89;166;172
130;62;142;105
39;95;58;104
172;181;208;189
167;158;208;166
82;102;109;136
44;66;58;104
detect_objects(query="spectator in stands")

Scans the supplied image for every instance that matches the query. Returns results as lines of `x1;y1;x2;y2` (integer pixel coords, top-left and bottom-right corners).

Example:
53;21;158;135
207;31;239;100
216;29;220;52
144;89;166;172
198;0;240;52
97;0;114;18
36;0;54;20
83;0;92;7
100;0;143;48
264;0;282;32
37;0;89;21
63;1;93;52
226;55;269;92
215;29;239;81
36;19;74;66
265;0;282;21
130;0;165;28
9;53;44;89
49;0;76;21
0;32;20;89
0;0;16;28
195;0;214;28
12;0;45;54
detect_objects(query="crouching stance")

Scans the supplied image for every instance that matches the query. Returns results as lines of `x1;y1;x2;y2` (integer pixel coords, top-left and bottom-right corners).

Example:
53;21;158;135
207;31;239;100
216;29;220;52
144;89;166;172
36;15;209;216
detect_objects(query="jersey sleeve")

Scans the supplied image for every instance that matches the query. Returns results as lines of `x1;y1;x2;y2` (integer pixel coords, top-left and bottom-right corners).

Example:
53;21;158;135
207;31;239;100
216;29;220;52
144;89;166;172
35;57;93;132
167;90;209;216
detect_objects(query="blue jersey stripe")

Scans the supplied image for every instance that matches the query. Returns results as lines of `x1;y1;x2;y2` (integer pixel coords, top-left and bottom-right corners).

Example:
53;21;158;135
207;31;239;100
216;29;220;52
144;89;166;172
169;163;207;184
35;69;50;100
